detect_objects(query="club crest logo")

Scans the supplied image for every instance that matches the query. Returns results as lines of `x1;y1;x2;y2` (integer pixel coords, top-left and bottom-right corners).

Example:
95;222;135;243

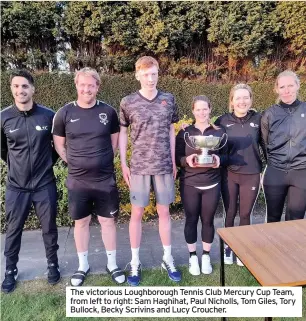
250;122;259;128
99;113;108;125
35;125;48;131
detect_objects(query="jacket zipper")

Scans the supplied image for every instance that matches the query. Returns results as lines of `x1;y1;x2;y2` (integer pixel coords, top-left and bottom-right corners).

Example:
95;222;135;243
24;113;34;190
287;110;293;170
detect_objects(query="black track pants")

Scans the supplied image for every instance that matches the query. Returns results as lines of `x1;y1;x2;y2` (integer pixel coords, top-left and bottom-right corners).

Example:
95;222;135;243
4;182;59;269
180;183;221;244
221;170;260;227
263;166;306;222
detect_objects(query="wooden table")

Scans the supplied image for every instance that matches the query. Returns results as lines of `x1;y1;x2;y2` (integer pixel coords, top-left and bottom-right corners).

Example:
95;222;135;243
217;219;306;321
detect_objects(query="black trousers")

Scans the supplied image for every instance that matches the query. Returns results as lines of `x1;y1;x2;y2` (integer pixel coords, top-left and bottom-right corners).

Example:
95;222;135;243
263;166;306;222
221;170;260;227
4;182;59;269
180;183;221;244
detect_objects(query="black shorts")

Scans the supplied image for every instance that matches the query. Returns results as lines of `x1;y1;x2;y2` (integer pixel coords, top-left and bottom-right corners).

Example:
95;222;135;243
67;175;119;220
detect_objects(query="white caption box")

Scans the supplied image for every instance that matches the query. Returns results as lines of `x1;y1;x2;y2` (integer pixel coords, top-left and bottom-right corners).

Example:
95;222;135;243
66;286;302;318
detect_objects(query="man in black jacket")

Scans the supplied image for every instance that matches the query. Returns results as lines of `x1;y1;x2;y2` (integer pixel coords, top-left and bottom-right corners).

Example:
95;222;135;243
1;70;60;293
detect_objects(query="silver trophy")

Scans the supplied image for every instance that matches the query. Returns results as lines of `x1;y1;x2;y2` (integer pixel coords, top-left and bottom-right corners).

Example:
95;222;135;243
184;132;228;166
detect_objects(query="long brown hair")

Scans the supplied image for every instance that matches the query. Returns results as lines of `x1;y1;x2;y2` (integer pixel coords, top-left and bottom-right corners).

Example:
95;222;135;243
192;95;219;130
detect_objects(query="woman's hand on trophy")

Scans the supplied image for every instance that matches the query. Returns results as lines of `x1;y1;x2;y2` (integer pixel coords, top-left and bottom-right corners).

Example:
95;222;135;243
186;154;197;167
121;164;131;189
211;154;220;168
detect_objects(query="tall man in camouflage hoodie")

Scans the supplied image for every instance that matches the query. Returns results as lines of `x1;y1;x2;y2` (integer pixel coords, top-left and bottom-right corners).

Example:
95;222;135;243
119;56;181;286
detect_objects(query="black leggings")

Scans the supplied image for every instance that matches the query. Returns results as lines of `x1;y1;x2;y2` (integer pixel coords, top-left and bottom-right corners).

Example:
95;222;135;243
180;183;221;244
263;166;306;222
221;170;260;227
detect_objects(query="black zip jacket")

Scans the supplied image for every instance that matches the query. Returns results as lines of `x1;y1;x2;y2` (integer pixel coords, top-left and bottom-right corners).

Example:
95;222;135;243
1;103;58;191
215;110;266;174
175;125;227;187
261;100;306;171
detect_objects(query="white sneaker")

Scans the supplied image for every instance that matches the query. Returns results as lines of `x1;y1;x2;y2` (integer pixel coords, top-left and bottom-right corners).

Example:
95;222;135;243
201;254;213;274
224;246;233;265
188;256;200;276
236;257;244;267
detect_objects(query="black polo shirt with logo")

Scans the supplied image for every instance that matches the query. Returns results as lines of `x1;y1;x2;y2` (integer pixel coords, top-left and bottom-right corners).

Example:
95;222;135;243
52;100;119;182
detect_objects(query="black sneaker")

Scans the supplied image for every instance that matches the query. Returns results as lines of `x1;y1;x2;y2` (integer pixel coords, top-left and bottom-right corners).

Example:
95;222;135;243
47;263;61;285
1;267;18;294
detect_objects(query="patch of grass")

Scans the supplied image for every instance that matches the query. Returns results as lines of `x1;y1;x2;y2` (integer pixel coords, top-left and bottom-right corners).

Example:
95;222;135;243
1;265;305;321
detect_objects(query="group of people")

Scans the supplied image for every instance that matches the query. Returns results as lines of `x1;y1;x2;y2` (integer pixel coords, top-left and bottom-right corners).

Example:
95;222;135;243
178;72;306;273
1;55;305;293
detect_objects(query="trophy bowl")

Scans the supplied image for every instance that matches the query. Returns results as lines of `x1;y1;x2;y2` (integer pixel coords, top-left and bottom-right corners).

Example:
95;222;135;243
184;133;227;167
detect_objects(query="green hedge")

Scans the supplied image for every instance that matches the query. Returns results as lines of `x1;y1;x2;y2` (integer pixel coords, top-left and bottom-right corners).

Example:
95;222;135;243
2;72;305;117
1;73;305;232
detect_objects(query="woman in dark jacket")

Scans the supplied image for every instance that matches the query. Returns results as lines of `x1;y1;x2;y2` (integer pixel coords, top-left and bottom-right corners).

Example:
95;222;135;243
215;84;266;266
261;70;306;223
176;95;227;276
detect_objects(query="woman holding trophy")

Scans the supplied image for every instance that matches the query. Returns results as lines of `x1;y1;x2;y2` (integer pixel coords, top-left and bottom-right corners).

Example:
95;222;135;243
214;84;266;266
175;95;227;276
261;71;306;222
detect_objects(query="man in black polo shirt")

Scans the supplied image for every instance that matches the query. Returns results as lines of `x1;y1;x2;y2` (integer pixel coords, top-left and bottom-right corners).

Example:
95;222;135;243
1;70;60;293
52;67;125;286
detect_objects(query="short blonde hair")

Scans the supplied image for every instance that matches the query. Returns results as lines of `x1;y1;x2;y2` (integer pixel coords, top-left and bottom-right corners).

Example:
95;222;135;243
274;70;300;103
135;56;159;72
274;70;300;91
74;67;100;86
229;83;253;112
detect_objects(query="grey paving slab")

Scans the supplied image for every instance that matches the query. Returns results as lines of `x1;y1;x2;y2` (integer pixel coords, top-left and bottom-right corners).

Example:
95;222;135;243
1;215;267;282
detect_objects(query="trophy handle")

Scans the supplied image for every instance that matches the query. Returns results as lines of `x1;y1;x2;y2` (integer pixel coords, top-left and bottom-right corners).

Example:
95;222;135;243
211;133;228;151
184;132;199;151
